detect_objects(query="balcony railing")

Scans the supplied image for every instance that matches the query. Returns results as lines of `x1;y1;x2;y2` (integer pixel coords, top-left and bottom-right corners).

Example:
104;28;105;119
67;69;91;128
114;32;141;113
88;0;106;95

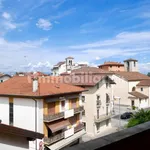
74;123;85;133
44;112;64;122
74;106;84;114
94;113;111;123
44;124;85;145
44;132;64;145
44;106;84;122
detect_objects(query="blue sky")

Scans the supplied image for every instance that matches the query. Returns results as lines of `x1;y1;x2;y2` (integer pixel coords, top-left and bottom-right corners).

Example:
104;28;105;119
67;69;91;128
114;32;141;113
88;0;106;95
0;0;150;73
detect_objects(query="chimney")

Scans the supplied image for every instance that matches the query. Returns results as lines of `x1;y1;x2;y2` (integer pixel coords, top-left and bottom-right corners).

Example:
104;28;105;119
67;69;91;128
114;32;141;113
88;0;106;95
32;78;38;92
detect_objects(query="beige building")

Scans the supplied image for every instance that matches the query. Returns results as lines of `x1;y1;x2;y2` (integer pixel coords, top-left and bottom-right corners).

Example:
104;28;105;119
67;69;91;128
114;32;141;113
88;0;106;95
111;71;150;110
62;67;115;137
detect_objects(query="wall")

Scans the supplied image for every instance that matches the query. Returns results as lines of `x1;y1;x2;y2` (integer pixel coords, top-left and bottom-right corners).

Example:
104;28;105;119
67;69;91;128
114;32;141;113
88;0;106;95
0;133;29;150
111;75;130;105
128;81;140;92
0;97;9;124
82;78;113;137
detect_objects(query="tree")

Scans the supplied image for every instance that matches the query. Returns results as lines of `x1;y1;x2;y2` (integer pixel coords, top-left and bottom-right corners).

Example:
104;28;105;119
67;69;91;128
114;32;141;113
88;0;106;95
147;72;150;77
127;109;150;128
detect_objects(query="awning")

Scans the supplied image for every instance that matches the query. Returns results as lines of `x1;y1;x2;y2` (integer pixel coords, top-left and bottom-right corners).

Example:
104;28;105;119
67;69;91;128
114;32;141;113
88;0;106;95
46;119;70;133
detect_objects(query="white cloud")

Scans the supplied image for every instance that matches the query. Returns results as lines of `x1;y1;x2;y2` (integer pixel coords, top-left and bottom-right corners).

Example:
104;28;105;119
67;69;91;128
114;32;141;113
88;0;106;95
2;12;11;20
139;63;150;73
52;0;66;8
36;19;52;30
95;56;100;60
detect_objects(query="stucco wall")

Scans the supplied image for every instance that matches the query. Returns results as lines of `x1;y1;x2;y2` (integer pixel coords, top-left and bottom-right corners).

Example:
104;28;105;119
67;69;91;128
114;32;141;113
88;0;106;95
128;81;140;92
0;133;29;150
82;78;113;136
0;97;9;124
111;75;130;105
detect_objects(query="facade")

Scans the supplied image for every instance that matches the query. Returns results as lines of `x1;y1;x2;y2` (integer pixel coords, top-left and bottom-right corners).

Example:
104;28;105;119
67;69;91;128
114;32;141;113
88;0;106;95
62;70;115;137
81;76;115;137
51;57;88;76
0;76;85;150
98;62;125;72
0;123;43;150
110;71;150;111
0;73;11;83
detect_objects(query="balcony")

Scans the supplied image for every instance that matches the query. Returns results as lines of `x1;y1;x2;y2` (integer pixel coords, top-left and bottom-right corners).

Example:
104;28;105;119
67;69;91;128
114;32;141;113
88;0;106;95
44;124;84;146
44;112;64;122
74;106;84;114
74;123;85;133
44;106;84;122
94;113;111;123
44;132;64;145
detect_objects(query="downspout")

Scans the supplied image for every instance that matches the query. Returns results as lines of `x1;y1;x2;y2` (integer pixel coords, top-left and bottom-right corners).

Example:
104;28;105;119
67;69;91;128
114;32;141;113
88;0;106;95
32;98;37;150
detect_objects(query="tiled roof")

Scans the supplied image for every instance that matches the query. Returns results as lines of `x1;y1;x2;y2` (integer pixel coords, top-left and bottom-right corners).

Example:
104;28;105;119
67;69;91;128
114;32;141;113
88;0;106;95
99;62;124;67
0;76;85;97
129;91;148;99
70;67;111;75
114;72;150;81
61;75;115;87
53;61;65;67
136;80;150;86
0;73;11;78
124;58;138;62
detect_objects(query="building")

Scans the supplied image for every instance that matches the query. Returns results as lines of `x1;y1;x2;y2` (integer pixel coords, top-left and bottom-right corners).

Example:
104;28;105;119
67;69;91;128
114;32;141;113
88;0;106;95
124;58;138;72
61;67;115;137
0;76;85;150
98;62;125;72
0;73;11;83
0;123;43;150
111;71;150;112
51;57;88;76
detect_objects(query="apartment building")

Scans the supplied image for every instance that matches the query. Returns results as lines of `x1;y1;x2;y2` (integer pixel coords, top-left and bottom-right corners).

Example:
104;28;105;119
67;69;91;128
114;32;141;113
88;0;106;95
0;76;85;150
61;67;115;137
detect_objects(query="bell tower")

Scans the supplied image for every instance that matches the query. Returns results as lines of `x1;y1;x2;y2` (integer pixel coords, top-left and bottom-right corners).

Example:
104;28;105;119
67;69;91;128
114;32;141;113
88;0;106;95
124;58;138;72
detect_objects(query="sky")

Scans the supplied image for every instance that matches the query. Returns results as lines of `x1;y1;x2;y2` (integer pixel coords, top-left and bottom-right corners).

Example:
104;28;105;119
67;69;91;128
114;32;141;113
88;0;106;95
0;0;150;73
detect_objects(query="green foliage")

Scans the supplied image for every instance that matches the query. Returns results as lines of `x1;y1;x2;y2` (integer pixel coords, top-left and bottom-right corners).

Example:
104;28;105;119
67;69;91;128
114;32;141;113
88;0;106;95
147;72;150;77
132;106;137;110
127;109;150;128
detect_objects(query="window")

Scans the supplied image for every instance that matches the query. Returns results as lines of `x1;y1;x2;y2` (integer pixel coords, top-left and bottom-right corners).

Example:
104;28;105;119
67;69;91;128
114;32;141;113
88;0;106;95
81;96;85;103
1;80;3;82
141;88;143;91
69;60;72;65
96;95;101;107
61;101;65;112
82;110;85;116
97;108;100;119
9;103;13;125
134;62;136;67
106;120;109;126
132;87;136;91
110;65;112;68
139;99;141;104
97;83;99;89
106;83;109;89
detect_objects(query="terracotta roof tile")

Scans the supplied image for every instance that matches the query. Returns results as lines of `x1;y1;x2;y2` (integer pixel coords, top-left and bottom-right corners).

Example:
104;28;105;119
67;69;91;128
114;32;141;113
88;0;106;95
99;62;124;67
0;76;85;97
114;72;150;81
129;91;148;99
137;80;150;86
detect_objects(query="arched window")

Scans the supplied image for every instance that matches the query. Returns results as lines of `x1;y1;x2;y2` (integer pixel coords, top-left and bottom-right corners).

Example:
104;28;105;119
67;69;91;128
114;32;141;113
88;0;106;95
132;87;136;91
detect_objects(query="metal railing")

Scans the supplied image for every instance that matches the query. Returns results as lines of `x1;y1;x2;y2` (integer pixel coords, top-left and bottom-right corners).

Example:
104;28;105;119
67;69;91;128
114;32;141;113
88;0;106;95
44;106;84;122
94;113;111;123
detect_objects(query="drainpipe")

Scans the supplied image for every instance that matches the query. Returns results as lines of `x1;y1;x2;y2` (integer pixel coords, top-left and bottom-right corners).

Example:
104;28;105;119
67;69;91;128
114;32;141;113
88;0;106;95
32;98;37;150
